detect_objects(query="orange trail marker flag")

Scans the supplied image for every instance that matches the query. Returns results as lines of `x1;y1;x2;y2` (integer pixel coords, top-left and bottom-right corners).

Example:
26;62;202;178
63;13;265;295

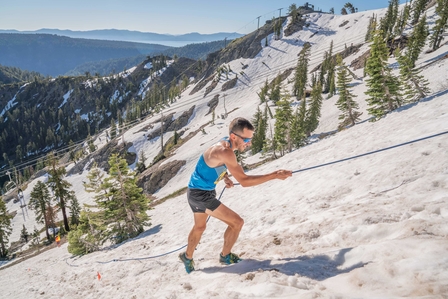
97;272;101;280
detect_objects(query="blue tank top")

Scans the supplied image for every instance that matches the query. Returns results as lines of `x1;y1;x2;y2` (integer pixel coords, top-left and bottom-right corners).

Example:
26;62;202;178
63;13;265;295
188;137;230;190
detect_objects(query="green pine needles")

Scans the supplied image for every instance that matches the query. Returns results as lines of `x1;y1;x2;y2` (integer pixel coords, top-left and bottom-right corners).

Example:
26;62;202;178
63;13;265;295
0;198;13;258
336;55;361;129
68;154;151;255
365;30;401;120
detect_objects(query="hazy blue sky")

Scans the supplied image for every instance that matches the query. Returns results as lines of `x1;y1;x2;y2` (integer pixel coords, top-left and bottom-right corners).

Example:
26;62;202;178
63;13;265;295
0;0;407;35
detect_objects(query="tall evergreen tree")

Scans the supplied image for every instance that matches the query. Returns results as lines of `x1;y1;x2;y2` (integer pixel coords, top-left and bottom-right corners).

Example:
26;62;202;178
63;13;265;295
336;56;362;129
290;96;308;148
396;50;430;103
394;2;412;37
344;3;356;14
380;0;400;39
305;81;323;136
323;41;336;96
269;77;281;104
258;79;270;103
365;30;402;120
46;154;73;232
29;180;53;241
69;195;81;227
262;104;276;157
251;106;267;154
0;198;13;258
429;0;448;50
407;14;429;68
92;154;150;244
411;0;429;25
67;210;104;255
20;224;30;243
274;93;293;156
293;43;311;100
365;14;377;42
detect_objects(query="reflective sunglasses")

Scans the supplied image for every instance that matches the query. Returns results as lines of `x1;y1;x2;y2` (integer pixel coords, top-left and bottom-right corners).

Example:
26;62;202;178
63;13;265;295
231;131;252;143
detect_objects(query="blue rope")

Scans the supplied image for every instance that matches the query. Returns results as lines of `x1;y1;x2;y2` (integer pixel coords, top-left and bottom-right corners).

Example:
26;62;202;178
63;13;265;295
65;130;448;266
291;130;448;174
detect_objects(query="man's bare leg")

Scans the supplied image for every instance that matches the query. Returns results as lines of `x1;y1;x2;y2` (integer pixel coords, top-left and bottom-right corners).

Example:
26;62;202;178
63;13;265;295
185;213;208;259
206;203;244;256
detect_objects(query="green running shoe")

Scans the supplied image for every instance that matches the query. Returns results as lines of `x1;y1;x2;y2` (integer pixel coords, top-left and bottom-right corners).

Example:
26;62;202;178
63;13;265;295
179;252;195;274
219;252;242;265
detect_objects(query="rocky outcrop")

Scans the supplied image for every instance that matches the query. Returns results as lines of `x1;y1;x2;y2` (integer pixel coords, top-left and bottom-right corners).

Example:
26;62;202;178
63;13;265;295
66;140;135;175
206;95;219;115
350;50;370;70
146;105;195;140
221;77;238;92
138;159;186;195
204;80;218;98
311;43;363;72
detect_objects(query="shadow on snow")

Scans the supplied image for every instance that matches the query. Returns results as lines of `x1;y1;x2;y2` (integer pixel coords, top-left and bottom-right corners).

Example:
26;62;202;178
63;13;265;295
199;247;369;281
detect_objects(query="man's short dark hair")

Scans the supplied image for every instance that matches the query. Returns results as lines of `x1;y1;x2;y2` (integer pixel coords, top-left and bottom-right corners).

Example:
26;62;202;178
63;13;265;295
229;117;254;135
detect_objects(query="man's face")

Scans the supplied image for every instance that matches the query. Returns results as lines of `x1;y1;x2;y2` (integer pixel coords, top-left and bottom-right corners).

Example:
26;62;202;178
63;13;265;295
231;128;253;152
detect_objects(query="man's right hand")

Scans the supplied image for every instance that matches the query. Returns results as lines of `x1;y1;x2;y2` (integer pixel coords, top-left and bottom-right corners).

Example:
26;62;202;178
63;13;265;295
275;170;292;180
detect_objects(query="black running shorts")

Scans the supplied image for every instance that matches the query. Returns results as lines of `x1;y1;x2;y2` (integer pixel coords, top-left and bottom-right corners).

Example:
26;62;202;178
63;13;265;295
187;188;221;213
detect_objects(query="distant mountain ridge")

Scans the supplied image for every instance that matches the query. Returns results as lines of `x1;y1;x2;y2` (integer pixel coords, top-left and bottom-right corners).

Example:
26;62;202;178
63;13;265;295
0;29;244;44
0;33;172;76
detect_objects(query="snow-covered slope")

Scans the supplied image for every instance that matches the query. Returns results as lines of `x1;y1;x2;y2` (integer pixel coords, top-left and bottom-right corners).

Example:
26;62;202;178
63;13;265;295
1;4;448;298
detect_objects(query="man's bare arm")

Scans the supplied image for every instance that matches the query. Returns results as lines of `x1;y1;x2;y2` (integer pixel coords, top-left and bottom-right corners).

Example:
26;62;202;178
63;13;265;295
221;149;292;187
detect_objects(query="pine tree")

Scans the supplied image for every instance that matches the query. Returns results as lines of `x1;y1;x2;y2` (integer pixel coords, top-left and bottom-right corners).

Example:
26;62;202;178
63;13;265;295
344;3;356;14
69;195;81;227
110;118;117;139
290;96;308;148
258;79;269;103
293;43;311;100
20;224;30;243
429;0;448;50
68;140;77;164
0;198;13;258
32;226;40;246
411;0;429;25
251;106;267;154
396;50;430;103
336;55;362;129
394;3;411;37
262;105;276;157
67;210;104;255
305;81;323;136
94;154;150;244
136;150;147;174
273;92;293;156
46;154;73;232
327;63;336;98
323;41;335;95
380;0;400;39
29;180;53;241
365;30;402;120
270;75;282;104
407;14;429;67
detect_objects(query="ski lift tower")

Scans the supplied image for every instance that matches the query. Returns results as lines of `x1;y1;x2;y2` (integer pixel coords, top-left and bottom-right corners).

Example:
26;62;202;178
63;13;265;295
5;170;28;222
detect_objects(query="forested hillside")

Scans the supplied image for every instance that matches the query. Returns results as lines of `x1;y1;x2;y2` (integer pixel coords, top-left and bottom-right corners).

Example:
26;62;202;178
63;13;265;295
0;34;171;76
66;40;229;76
0;65;44;85
0;55;202;189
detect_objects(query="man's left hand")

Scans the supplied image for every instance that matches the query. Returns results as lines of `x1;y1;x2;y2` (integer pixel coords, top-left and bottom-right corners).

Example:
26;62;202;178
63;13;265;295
224;177;234;188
